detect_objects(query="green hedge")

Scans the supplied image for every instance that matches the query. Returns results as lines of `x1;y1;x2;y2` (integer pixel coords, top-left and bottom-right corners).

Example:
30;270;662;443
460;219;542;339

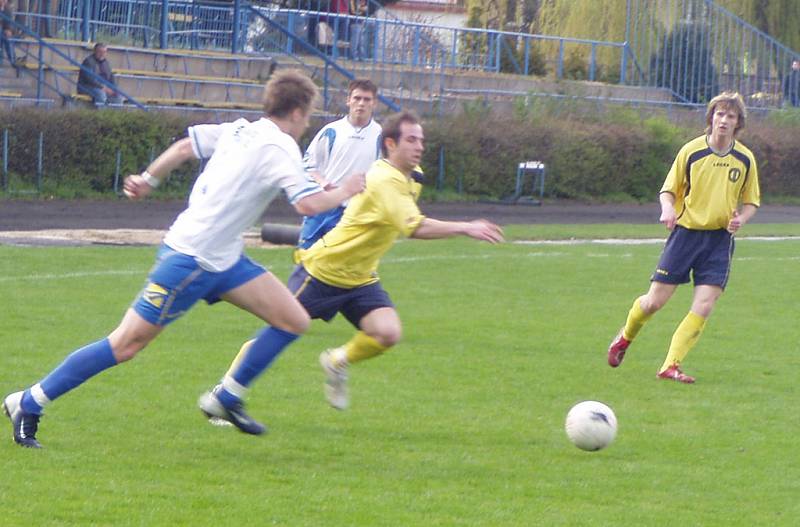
1;105;798;200
423;102;800;201
0;108;194;196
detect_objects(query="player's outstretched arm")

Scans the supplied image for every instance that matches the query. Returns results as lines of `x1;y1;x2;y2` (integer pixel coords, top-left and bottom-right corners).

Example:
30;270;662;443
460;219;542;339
411;218;504;244
293;171;366;216
123;138;197;200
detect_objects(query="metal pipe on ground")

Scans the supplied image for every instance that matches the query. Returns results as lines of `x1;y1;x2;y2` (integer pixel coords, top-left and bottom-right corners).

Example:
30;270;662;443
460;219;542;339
261;223;301;246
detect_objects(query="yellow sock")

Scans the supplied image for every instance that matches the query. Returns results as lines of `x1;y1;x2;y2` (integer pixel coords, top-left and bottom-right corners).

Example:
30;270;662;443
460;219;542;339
623;296;654;341
225;339;255;378
660;311;706;372
344;332;388;365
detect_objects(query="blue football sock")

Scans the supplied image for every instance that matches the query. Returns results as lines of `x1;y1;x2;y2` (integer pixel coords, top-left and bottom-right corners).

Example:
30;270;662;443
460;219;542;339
22;338;118;413
217;327;299;407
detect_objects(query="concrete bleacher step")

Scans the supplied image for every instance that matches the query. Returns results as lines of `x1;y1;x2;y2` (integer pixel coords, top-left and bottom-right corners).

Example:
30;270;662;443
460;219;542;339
11;39;277;113
114;74;263;103
15;39;276;81
20;63;266;109
344;62;675;104
19;62;262;84
68;92;261;112
1;62;38;100
19;62;264;103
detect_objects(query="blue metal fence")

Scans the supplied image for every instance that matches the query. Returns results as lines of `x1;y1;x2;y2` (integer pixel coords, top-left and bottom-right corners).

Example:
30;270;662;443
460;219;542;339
0;10;146;109
626;0;799;107
51;0;238;50
8;0;800;110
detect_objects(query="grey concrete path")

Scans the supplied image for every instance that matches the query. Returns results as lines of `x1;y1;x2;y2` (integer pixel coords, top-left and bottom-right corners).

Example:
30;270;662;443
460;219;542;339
2;199;798;231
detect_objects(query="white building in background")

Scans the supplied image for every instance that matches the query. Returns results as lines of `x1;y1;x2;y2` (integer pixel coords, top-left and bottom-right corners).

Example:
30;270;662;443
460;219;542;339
381;0;467;29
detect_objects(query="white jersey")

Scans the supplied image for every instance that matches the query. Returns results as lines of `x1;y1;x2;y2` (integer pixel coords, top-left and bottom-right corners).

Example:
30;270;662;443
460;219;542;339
302;116;382;187
164;118;321;272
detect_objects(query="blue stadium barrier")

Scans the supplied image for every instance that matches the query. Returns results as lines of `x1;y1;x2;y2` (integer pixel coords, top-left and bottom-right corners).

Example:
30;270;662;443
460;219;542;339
7;0;800;111
0;11;146;109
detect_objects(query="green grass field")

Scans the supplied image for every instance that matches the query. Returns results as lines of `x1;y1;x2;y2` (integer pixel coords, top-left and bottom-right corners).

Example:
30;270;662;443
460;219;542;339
1;225;799;526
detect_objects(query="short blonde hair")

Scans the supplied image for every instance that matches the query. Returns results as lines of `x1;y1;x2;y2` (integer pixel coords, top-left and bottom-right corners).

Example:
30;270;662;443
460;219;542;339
705;91;747;136
262;69;318;118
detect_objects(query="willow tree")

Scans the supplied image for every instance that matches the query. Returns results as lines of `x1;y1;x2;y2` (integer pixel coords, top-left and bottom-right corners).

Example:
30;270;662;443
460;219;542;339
464;0;546;75
721;0;800;53
461;0;799;81
535;0;630;81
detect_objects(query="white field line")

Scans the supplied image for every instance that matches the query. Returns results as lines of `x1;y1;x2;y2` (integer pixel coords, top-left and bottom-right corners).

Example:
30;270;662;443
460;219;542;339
0;269;143;283
2;236;796;282
383;252;800;265
514;236;800;245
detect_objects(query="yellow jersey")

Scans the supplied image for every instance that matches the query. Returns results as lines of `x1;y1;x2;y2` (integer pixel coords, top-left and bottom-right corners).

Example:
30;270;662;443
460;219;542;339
299;159;425;288
660;135;760;230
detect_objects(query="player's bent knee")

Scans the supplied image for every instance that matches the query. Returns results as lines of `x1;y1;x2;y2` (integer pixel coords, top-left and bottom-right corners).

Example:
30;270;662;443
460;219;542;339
276;311;311;335
641;294;669;313
373;327;402;348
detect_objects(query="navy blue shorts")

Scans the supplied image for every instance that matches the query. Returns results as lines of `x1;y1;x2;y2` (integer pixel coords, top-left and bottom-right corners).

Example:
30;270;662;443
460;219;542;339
651;226;735;288
287;265;394;327
132;244;266;326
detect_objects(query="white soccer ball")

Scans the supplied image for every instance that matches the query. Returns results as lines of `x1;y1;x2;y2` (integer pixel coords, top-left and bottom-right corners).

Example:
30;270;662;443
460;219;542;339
565;400;617;451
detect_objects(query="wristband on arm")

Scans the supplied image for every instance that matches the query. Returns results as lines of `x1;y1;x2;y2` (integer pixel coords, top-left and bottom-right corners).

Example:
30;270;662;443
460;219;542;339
141;170;160;188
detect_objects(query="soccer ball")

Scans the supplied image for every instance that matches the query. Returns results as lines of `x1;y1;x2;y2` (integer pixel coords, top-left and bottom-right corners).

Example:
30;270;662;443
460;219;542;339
565;400;617;451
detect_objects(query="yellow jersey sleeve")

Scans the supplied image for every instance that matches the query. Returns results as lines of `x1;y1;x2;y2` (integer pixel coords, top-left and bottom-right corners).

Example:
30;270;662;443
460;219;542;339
373;171;425;237
660;141;691;200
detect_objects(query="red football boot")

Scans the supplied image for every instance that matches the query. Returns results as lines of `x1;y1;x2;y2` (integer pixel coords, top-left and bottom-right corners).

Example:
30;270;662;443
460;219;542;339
607;329;630;368
656;365;695;384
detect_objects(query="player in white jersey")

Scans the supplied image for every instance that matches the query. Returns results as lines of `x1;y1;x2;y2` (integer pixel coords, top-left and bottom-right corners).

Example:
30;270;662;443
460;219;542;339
262;79;382;249
2;70;366;448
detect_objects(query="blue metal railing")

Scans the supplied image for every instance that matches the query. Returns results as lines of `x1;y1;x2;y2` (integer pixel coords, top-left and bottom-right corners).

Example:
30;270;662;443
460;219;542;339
245;5;400;113
19;0;632;78
0;10;146;109
52;0;237;50
625;0;800;107
243;4;447;115
8;0;800;111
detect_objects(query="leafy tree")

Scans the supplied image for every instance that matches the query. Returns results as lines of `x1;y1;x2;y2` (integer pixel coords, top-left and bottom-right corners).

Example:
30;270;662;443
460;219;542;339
649;21;719;104
460;4;488;69
465;0;545;75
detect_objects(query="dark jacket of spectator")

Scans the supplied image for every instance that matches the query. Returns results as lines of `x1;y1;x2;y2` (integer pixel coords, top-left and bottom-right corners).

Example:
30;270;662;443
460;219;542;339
783;61;800;108
1;0;13;32
1;0;17;67
78;52;115;90
329;0;348;14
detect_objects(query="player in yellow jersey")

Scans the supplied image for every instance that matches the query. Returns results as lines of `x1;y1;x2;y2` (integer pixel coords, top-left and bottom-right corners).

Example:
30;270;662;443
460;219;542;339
217;110;503;411
606;91;760;383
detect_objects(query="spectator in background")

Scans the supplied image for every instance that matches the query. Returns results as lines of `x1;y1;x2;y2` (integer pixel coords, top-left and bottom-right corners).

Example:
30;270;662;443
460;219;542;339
77;43;123;105
349;0;368;60
307;0;329;52
30;0;53;38
328;0;349;56
0;0;17;69
783;59;800;108
297;78;381;248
